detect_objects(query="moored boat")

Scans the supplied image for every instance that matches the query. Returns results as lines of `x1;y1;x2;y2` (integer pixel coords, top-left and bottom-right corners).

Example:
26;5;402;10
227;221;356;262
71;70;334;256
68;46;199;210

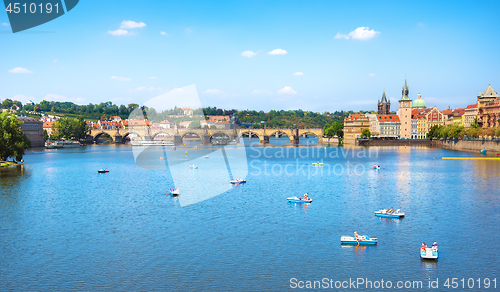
287;196;312;203
374;209;404;219
131;140;174;147
45;140;82;149
341;235;378;245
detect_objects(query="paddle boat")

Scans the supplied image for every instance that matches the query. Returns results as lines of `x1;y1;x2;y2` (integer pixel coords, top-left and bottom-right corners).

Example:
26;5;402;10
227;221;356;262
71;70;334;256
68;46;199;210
169;188;180;196
420;242;438;260
159;157;165;160
189;165;198;169
312;162;324;167
373;164;381;170
230;178;246;184
341;233;377;245
374;208;404;219
480;149;487;155
203;155;209;159
287;196;312;203
98;169;109;173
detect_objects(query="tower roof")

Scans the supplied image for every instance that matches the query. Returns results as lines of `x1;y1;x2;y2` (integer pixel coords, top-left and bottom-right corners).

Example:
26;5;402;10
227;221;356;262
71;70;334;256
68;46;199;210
411;93;426;108
400;78;411;100
381;90;388;104
479;84;499;98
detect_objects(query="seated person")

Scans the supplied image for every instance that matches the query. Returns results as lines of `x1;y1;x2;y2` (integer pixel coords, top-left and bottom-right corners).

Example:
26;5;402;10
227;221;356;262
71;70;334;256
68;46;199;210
389;207;394;214
304;193;309;200
432;242;438;251
421;243;427;251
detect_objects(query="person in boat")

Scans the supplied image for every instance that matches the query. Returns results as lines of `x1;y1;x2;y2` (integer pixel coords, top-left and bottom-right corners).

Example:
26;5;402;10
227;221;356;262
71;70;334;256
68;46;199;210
304;193;309;201
432;242;438;251
385;208;390;214
389;207;394;214
421;243;427;251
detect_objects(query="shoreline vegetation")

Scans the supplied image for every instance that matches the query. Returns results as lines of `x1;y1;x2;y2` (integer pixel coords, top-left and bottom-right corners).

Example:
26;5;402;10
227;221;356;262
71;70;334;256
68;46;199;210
0;161;20;168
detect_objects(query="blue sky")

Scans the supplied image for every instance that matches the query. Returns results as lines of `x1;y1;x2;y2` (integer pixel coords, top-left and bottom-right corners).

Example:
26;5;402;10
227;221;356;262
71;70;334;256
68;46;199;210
1;0;500;112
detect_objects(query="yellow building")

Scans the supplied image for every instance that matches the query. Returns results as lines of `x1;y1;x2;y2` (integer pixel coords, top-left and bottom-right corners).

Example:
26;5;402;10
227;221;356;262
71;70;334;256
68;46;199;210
343;114;370;144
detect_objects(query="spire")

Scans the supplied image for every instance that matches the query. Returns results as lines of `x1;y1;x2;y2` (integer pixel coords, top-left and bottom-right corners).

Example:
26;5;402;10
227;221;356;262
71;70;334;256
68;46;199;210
400;77;410;100
381;90;387;104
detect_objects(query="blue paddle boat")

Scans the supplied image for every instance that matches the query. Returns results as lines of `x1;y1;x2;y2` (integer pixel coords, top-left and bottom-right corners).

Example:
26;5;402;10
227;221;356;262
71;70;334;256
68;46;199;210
374;209;404;219
98;169;109;173
230;178;246;184
421;242;438;260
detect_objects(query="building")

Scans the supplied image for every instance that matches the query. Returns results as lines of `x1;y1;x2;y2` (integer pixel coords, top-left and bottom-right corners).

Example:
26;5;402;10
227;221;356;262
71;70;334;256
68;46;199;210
109;116;122;123
398;79;412;138
464;104;478;128
424;106;445;133
477;85;500;128
366;114;380;136
214;121;232;129
159;120;173;129
442;108;454;125
181;107;194;116
179;121;192;128
376;115;401;137
452;108;465;126
343;114;370;144
43;121;55;137
18;116;44;147
377;90;390;114
412;93;427;109
411;108;426;139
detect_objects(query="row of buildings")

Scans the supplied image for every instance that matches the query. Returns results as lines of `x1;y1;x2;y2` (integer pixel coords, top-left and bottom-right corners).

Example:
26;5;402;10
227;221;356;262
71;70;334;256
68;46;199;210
344;80;500;143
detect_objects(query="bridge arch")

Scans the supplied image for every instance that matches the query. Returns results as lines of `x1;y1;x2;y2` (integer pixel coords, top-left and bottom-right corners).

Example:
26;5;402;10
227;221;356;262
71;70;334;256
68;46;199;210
238;130;262;140
151;132;174;140
121;132;143;142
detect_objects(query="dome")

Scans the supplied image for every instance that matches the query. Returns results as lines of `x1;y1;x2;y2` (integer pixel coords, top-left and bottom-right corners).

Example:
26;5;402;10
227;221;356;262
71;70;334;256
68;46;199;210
412;94;426;108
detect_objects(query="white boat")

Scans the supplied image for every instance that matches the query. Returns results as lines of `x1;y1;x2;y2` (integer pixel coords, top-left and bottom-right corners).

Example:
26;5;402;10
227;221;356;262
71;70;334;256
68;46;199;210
169;188;180;196
203;155;209;159
374;209;405;219
189;165;198;169
45;140;82;149
287;196;312;203
373;165;381;170
312;162;324;167
230;178;246;184
341;235;377;245
421;243;438;260
131;140;174;146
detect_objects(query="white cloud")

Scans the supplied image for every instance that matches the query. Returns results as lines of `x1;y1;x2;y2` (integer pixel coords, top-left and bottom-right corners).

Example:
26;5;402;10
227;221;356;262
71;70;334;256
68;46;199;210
185;28;192;33
267;48;287;55
241;50;257;58
53;60;58;63
120;20;146;29
11;94;36;104
150;76;157;79
1;23;9;27
293;72;304;76
277;86;297;95
203;89;224;94
368;73;376;77
8;67;33;74
334;33;349;39
334;27;381;40
252;89;273;95
108;29;131;36
43;94;86;104
160;31;168;35
128;87;165;93
111;76;131;81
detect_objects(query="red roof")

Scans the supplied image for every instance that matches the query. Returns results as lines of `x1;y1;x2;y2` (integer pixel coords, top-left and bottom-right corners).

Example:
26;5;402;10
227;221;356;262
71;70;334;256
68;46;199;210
442;109;452;115
124;120;150;126
345;114;362;121
43;121;55;128
376;114;400;122
466;104;477;109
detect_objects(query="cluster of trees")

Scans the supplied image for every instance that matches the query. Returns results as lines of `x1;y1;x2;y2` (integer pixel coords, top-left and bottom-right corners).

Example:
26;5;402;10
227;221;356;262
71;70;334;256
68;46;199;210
428;124;500;139
50;117;89;140
0;99;23;110
0;112;31;161
361;128;371;138
323;122;344;137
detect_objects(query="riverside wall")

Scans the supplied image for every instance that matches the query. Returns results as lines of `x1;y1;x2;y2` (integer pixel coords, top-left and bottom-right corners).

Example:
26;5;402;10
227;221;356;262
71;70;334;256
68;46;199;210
356;139;432;147
431;139;500;153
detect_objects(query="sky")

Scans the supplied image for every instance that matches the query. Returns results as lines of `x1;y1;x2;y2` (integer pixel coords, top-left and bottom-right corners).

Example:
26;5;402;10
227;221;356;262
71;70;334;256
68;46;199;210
1;0;500;112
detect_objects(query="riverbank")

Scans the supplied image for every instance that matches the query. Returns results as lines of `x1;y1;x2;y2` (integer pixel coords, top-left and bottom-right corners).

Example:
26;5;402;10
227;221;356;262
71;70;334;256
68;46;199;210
432;139;500;154
0;161;19;168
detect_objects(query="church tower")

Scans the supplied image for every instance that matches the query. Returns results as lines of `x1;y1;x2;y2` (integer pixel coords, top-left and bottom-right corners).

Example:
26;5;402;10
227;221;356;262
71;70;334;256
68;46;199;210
398;79;412;139
377;90;390;114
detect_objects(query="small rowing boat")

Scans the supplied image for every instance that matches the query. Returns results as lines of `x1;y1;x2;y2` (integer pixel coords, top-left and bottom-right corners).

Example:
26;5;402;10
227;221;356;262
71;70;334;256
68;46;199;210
98;169;109;173
230;178;246;184
374;209;404;219
312;162;324;167
341;235;377;245
287;196;312;203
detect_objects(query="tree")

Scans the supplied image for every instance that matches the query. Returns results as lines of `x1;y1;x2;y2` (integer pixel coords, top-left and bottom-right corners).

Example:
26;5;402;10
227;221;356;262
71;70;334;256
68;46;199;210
0;112;31;161
43;129;48;141
1;99;14;109
51;116;89;140
188;121;201;129
361;128;371;138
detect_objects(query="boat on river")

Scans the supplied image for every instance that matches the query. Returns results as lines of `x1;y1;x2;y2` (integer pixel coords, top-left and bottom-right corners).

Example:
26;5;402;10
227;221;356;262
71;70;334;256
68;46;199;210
98;169;109;173
131;140;174;147
341;235;377;245
230;178;246;184
374;209;404;219
45;140;82;149
421;243;438;260
287;196;312;203
189;165;198;169
373;164;381;170
312;162;324;167
169;188;180;196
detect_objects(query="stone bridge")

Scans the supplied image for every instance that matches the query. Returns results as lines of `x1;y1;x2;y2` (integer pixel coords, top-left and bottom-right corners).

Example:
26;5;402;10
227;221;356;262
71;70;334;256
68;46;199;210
87;127;326;145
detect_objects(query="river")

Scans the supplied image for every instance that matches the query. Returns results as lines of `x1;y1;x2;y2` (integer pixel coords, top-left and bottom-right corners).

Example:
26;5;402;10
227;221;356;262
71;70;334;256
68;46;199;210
1;140;499;291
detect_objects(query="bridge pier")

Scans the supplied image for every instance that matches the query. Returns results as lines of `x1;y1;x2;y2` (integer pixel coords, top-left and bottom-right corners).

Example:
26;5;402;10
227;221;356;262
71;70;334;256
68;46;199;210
114;135;123;143
174;135;183;145
289;135;300;144
201;134;211;145
260;135;270;144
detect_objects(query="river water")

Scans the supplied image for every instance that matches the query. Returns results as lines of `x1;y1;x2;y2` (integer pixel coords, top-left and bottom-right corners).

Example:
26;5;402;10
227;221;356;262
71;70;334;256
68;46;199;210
1;140;499;291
